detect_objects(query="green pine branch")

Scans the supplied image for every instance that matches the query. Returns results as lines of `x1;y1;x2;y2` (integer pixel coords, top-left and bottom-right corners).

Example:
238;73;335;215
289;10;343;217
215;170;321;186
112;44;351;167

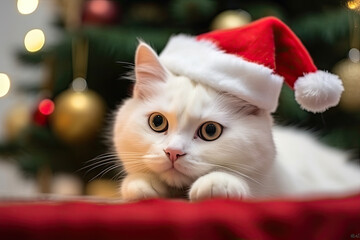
290;8;350;44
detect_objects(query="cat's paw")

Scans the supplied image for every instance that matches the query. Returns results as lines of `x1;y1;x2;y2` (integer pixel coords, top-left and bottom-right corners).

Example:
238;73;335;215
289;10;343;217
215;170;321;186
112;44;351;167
121;173;168;201
189;172;249;201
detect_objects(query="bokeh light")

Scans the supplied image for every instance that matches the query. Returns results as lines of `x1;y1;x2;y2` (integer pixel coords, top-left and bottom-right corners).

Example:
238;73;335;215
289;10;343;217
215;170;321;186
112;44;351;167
24;29;45;52
72;77;88;92
347;0;360;10
88;0;113;16
17;0;39;15
70;93;90;110
349;48;360;63
38;99;55;115
0;73;11;97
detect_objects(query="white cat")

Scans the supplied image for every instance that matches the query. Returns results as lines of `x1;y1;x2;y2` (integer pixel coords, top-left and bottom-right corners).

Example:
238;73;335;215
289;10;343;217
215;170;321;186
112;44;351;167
113;42;360;201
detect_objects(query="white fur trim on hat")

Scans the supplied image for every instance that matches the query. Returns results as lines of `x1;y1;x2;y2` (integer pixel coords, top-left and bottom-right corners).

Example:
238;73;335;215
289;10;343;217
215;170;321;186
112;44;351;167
159;35;284;112
294;71;344;113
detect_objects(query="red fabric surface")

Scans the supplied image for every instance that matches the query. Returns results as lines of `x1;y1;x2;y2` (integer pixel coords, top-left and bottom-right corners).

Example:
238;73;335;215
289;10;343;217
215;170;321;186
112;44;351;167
1;194;360;240
197;17;317;88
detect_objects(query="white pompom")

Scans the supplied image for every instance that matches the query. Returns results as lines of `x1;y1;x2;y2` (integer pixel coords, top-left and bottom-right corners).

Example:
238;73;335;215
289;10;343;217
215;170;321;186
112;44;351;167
294;71;344;113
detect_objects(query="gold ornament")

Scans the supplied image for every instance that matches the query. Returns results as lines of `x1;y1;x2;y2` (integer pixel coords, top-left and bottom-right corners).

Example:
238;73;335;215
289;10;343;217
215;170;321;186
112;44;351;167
51;89;106;144
333;58;360;111
86;179;120;198
4;104;31;140
211;10;251;30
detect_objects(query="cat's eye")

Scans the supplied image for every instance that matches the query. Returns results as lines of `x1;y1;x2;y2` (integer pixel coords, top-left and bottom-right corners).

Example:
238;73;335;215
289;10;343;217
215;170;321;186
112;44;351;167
198;121;223;141
148;112;168;132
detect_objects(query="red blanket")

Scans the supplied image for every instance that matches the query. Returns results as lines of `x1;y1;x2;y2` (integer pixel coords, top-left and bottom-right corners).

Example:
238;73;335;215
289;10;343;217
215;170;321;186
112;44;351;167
1;194;360;240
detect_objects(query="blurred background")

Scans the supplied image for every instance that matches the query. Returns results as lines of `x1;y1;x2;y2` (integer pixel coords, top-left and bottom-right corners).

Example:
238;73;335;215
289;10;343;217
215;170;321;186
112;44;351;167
0;0;360;199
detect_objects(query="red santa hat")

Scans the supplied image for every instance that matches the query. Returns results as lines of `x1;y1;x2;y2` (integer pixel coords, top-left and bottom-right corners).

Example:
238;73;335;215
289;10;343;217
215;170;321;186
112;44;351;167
159;17;343;113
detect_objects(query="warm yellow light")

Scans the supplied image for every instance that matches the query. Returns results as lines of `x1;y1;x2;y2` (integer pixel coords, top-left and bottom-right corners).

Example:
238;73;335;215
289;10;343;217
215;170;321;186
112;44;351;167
24;29;45;52
0;73;11;97
17;0;39;15
70;93;90;110
347;0;360;10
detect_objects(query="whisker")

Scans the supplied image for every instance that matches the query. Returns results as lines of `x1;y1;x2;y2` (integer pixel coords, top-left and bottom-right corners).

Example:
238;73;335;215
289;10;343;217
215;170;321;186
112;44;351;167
80;158;118;170
112;170;126;181
82;159;119;175
84;153;119;163
193;161;263;186
89;166;118;182
224;162;263;174
116;61;134;67
99;165;120;179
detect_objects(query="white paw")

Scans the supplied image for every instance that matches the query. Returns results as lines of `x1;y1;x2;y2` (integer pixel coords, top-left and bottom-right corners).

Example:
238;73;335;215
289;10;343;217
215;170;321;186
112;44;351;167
121;173;168;201
189;172;249;201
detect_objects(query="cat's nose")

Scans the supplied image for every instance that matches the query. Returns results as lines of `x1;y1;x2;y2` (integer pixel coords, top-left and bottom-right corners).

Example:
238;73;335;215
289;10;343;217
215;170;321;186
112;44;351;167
164;148;186;162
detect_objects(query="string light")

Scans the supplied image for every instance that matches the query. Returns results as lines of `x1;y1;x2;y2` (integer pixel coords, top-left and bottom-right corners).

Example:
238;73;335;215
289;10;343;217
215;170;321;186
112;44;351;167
17;0;39;15
0;73;11;98
24;29;45;52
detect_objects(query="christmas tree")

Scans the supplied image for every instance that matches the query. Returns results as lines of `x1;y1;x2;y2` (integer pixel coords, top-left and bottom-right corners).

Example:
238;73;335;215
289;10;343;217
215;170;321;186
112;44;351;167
1;0;359;196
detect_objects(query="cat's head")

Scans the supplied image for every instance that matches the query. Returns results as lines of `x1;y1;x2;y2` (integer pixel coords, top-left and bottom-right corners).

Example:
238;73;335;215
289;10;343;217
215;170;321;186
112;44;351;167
113;42;276;188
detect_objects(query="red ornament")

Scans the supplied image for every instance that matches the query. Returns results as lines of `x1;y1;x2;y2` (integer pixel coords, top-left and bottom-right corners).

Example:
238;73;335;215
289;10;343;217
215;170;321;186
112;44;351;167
38;99;55;116
33;110;48;126
82;0;120;25
33;98;55;126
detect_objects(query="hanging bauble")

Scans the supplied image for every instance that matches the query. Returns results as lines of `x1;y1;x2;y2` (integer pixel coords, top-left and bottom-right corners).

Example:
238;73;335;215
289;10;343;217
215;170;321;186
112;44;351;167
4;103;31;140
82;0;120;25
333;50;360;112
51;89;106;144
211;10;251;30
33;110;48;126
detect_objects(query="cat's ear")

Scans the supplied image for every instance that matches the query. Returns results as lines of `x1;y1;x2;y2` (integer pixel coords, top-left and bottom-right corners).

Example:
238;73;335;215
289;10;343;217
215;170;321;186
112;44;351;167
133;42;168;99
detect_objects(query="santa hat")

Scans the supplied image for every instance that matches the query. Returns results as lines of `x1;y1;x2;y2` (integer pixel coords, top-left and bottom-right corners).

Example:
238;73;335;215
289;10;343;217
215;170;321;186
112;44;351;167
159;17;343;113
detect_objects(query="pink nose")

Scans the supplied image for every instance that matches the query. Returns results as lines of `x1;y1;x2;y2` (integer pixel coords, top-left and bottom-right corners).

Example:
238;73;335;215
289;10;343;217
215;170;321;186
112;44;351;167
164;148;186;162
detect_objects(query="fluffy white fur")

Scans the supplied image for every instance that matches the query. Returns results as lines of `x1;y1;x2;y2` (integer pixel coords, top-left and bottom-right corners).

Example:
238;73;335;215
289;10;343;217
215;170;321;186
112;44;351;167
159;35;284;112
113;43;360;201
294;71;344;113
